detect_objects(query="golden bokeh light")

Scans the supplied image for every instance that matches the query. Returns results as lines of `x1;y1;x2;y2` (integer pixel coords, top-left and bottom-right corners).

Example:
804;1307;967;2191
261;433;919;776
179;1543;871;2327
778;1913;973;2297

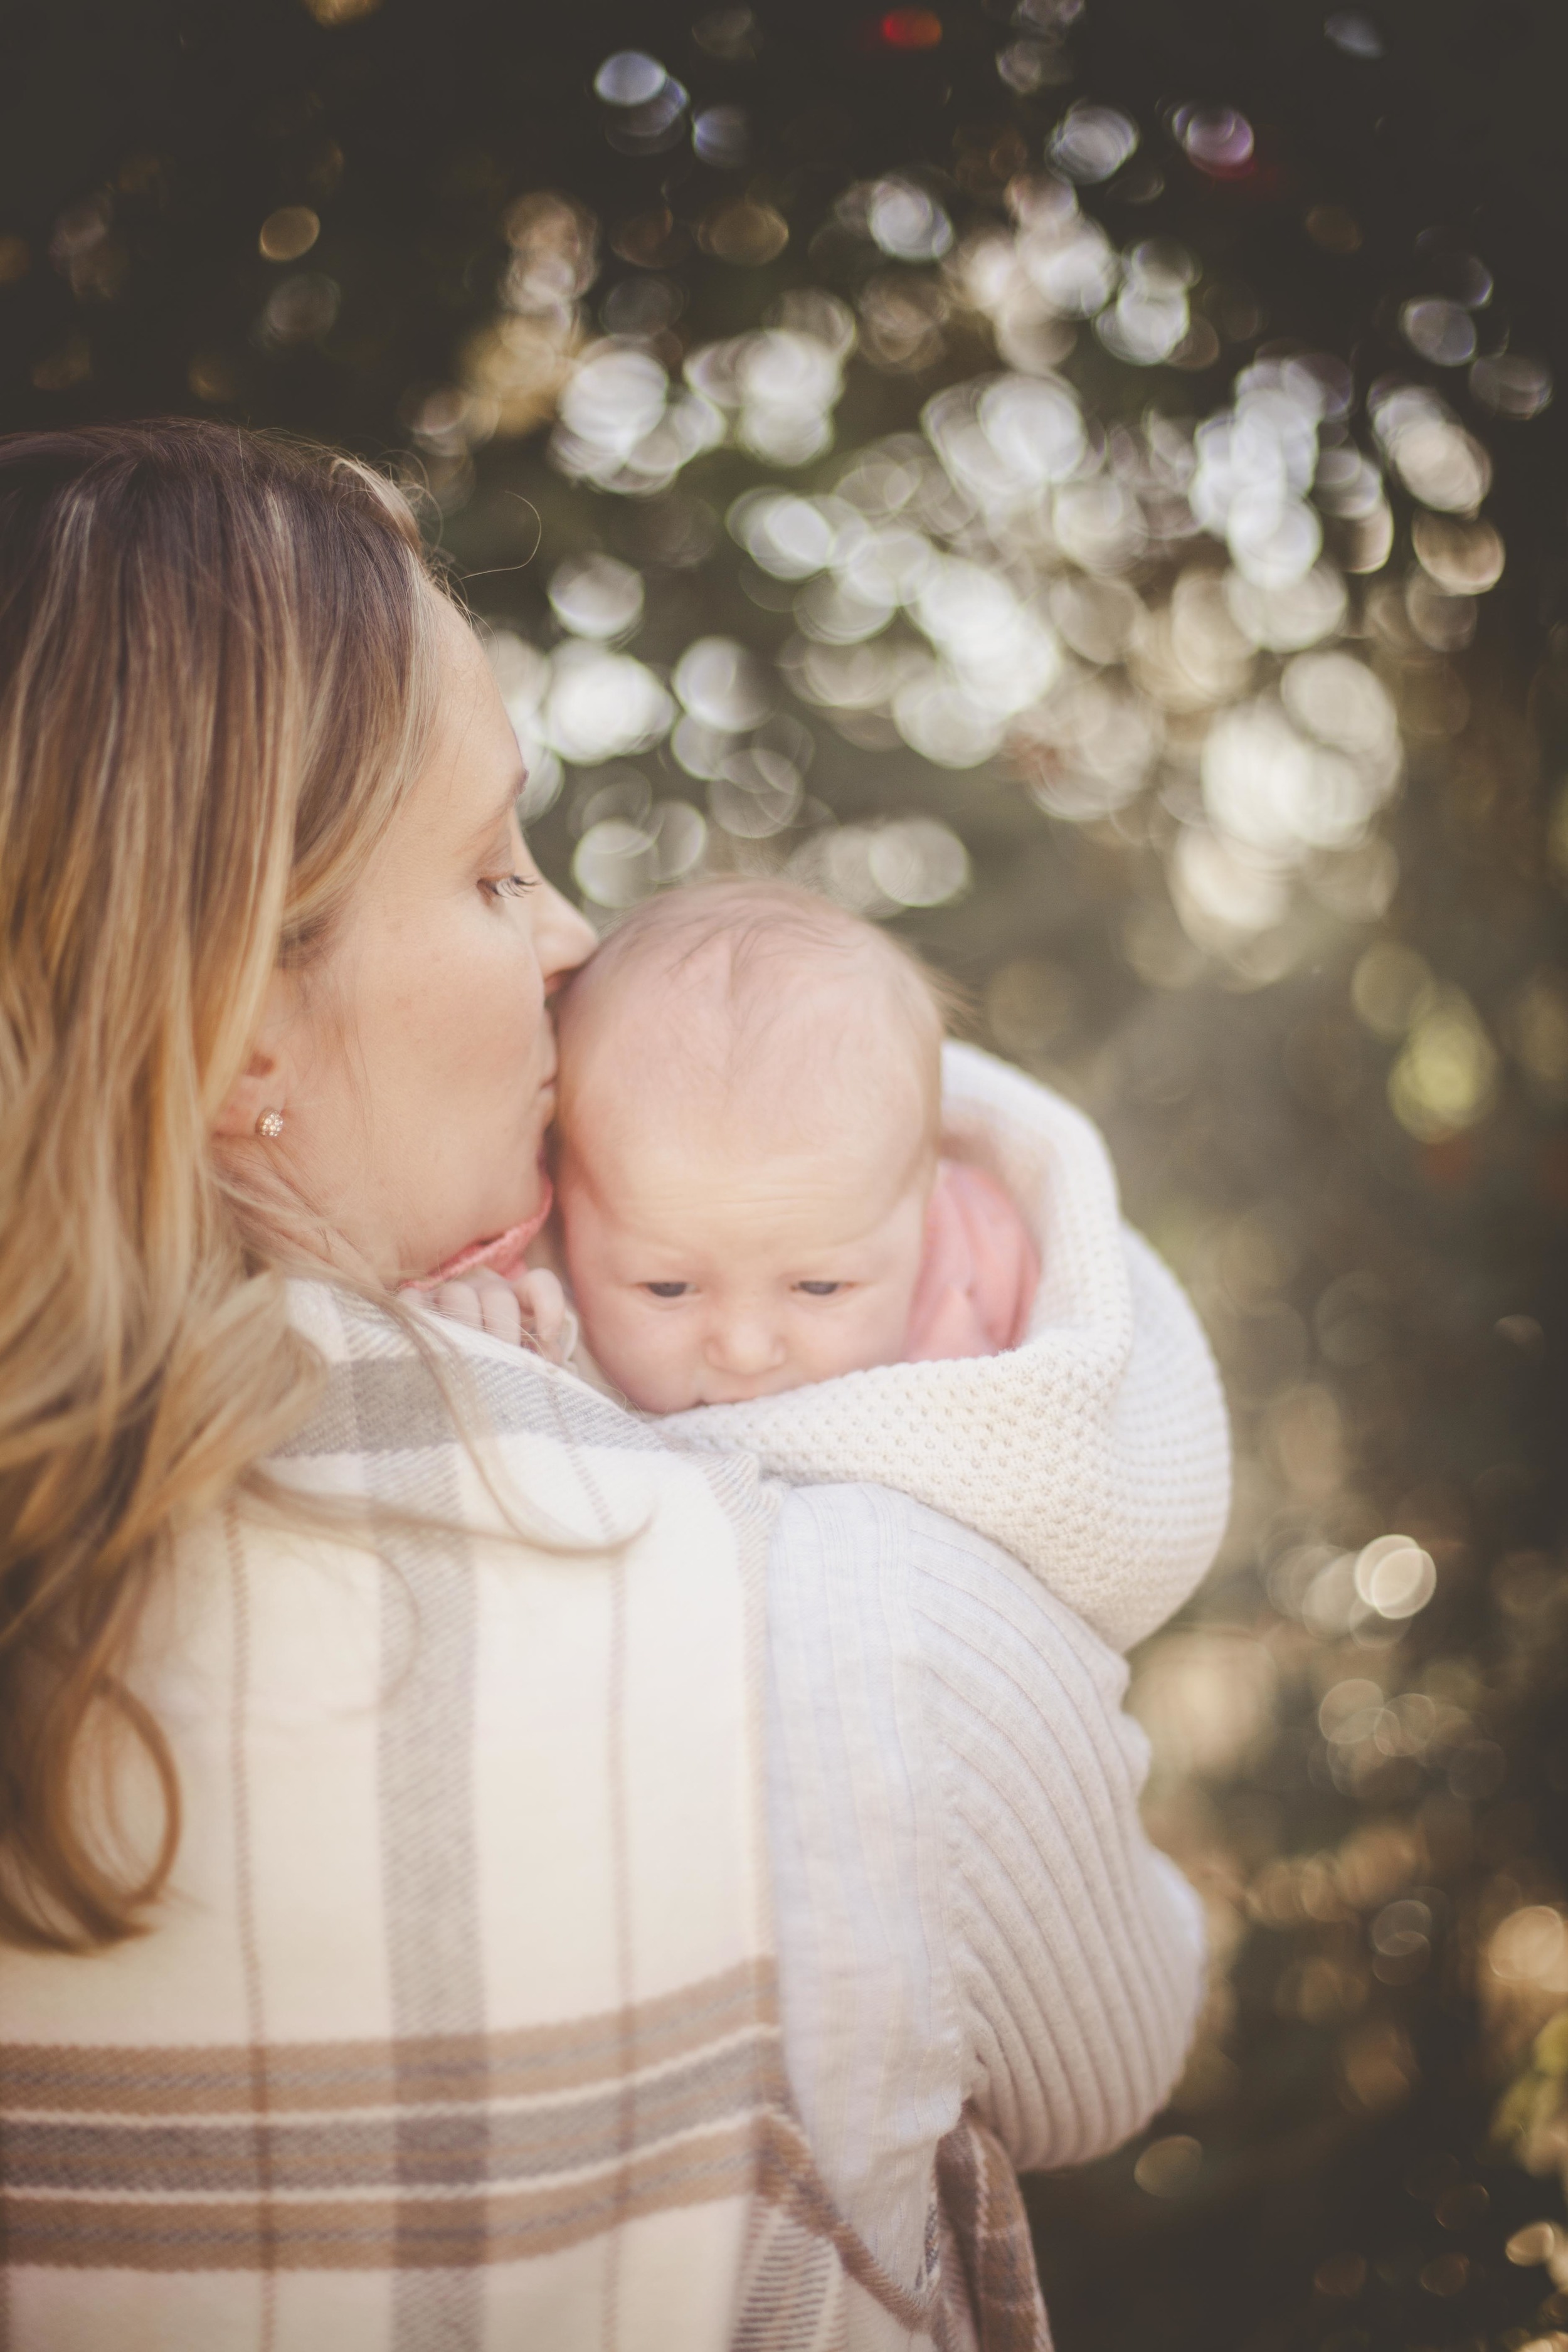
698;199;790;266
1133;2134;1203;2196
259;207;320;263
1305;204;1363;253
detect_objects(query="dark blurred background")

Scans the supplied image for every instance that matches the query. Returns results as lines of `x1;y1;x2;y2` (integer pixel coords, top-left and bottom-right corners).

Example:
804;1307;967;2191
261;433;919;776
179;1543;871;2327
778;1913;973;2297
5;3;1566;2346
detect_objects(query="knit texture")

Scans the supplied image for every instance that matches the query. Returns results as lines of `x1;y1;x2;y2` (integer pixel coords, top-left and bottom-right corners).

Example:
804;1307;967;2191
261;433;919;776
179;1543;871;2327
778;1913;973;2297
666;1043;1231;1654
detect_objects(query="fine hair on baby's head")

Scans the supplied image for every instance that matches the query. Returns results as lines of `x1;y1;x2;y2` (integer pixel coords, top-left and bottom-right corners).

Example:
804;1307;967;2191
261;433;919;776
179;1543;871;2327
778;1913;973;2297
552;879;956;1412
556;877;951;1150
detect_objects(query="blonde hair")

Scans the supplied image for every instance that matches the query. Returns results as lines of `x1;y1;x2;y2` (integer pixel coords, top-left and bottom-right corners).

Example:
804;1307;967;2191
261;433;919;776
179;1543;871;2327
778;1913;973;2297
0;420;444;1949
557;877;957;1142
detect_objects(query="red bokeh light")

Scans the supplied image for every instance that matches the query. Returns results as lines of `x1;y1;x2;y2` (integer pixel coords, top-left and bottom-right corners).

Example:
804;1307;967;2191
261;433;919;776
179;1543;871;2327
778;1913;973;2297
878;9;943;48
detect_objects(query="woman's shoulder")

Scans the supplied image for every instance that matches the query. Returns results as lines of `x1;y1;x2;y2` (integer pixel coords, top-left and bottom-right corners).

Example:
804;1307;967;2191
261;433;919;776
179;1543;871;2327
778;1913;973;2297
282;1276;674;1476
276;1278;778;1554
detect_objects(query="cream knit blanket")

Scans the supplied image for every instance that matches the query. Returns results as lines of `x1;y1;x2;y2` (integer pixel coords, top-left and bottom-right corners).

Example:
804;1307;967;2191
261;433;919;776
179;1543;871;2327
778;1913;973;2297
664;1042;1231;1654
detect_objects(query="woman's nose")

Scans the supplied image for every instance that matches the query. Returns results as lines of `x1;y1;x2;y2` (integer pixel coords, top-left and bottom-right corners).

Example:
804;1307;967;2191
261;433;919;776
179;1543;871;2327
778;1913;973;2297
532;875;598;992
705;1316;787;1377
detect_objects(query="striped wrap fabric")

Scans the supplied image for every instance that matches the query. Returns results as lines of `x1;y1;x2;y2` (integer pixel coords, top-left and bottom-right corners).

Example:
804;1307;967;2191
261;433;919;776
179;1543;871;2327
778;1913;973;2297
0;1283;1047;2351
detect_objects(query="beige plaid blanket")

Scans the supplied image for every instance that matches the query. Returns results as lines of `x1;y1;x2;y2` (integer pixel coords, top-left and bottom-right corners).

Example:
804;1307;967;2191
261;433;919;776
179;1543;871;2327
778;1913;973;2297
0;1283;1047;2350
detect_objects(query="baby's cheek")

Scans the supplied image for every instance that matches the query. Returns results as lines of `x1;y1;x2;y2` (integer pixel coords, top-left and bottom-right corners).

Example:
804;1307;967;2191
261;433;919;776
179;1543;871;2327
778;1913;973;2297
579;1292;692;1408
597;1317;691;1402
568;1274;623;1360
863;1279;923;1369
800;1293;902;1380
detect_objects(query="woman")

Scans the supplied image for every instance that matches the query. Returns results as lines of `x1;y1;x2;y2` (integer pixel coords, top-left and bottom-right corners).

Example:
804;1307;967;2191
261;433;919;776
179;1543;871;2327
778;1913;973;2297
0;422;1204;2349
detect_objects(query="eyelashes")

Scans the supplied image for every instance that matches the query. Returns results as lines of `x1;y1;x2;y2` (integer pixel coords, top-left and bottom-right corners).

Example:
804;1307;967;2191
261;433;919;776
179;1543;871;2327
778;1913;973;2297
482;872;538;901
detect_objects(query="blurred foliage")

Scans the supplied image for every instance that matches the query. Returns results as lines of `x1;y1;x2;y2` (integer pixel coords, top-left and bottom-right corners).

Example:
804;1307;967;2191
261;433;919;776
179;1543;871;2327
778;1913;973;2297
3;2;1567;2348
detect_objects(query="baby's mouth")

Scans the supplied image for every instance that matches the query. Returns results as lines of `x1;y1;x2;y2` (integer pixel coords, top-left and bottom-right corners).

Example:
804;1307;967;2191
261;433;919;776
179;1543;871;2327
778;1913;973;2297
695;1370;796;1407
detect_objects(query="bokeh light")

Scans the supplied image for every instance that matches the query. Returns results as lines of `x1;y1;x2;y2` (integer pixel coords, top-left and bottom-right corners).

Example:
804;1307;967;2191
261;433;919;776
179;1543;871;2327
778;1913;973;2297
11;3;1565;2344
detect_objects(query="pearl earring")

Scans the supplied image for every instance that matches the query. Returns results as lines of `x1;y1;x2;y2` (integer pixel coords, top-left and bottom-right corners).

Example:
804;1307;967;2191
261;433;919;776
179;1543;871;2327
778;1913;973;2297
255;1108;285;1140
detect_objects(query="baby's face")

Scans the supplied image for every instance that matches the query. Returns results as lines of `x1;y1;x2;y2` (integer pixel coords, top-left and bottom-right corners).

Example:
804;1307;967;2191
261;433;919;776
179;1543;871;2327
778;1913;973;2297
558;1113;933;1414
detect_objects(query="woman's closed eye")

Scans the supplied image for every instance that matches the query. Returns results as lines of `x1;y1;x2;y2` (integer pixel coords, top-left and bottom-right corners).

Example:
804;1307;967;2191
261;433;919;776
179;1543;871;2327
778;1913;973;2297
480;871;536;903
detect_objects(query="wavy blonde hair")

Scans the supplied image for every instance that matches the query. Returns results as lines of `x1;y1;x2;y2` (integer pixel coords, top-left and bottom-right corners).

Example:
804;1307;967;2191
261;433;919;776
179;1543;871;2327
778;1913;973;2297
0;419;445;1950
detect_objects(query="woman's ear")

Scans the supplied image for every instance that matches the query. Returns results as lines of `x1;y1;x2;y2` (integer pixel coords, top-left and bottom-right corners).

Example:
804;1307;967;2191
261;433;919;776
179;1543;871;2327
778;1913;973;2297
212;972;299;1140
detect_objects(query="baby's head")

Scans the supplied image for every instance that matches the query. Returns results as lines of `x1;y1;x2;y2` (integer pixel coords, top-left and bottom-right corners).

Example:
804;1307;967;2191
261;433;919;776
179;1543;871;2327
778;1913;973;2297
553;879;948;1413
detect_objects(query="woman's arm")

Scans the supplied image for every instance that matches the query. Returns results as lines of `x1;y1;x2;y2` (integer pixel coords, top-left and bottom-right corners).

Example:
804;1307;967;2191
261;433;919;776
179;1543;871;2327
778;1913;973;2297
765;1483;1204;2286
911;1497;1207;2168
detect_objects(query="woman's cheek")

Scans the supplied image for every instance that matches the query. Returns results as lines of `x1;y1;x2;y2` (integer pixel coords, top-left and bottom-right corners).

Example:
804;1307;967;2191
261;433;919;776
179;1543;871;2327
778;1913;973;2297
473;916;544;1057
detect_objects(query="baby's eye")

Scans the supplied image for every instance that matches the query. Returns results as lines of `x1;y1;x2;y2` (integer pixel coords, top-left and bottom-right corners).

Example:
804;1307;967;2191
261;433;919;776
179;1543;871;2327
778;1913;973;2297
795;1281;844;1297
643;1281;690;1300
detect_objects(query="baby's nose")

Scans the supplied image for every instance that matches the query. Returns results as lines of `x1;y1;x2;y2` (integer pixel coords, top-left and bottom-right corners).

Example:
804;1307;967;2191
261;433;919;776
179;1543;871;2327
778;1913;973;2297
706;1315;787;1377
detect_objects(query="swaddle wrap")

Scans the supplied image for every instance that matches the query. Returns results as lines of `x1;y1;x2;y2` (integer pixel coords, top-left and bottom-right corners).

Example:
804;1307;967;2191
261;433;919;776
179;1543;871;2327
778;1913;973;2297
664;1041;1231;1653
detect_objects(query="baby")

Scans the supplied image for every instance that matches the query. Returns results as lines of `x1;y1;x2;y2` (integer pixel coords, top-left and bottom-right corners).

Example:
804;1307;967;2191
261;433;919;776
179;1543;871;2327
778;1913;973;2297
421;874;1231;1655
549;880;1038;1414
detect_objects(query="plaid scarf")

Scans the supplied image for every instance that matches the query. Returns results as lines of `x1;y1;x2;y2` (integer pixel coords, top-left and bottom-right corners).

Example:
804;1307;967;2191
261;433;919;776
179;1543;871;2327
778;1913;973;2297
0;1283;1047;2351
